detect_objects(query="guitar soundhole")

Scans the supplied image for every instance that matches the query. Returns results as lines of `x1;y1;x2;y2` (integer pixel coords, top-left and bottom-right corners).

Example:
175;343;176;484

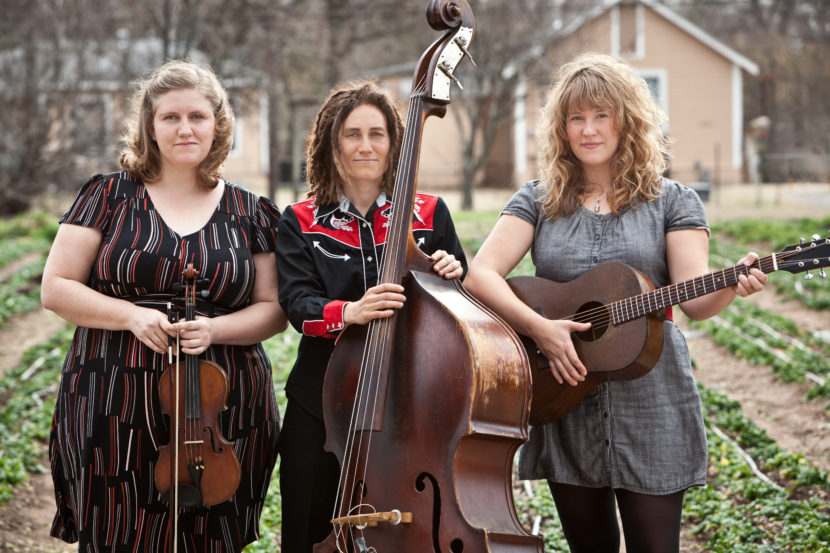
573;302;609;342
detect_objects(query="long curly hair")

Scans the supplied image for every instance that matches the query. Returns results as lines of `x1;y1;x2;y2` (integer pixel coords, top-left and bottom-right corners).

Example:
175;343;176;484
119;59;234;190
537;53;671;218
305;80;404;205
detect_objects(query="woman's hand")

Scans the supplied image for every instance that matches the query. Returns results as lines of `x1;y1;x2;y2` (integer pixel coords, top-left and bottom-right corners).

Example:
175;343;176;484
168;316;214;355
129;306;175;355
344;283;407;326
531;318;592;386
430;250;464;280
733;252;768;297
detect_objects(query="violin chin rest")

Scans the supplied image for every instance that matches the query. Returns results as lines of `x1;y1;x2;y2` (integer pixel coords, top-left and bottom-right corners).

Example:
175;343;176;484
162;484;203;508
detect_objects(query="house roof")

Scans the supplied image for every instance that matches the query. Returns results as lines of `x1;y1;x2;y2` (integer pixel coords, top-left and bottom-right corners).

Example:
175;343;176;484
558;0;759;75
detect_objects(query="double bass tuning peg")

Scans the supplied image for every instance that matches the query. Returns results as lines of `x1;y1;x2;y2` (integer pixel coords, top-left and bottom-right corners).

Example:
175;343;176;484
438;62;464;90
453;36;477;67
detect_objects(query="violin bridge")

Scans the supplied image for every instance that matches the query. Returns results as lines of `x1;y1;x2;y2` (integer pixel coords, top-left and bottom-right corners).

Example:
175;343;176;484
330;510;413;528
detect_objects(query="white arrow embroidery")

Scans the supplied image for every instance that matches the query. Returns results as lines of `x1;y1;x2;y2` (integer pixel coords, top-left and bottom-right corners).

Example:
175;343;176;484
417;237;425;247
313;241;351;261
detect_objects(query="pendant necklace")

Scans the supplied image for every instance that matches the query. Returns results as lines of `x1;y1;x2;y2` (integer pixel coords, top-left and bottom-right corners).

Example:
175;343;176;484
593;196;602;212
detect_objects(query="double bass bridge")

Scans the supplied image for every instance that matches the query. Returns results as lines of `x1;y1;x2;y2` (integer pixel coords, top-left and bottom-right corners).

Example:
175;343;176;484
331;509;413;529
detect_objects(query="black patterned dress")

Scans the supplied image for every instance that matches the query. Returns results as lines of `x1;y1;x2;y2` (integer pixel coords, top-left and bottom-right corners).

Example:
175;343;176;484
49;171;281;552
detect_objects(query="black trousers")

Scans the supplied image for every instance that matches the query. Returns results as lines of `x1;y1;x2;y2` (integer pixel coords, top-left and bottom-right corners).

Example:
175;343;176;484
278;399;341;553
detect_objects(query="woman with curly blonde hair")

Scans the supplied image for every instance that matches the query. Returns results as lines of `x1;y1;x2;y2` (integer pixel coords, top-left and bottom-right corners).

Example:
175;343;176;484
465;53;767;552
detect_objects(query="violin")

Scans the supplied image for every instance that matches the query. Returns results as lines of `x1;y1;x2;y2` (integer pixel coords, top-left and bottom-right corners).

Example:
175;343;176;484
314;2;543;552
154;263;241;550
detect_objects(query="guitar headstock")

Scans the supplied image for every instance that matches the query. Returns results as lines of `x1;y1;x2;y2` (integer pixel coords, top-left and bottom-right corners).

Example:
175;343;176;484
412;0;476;104
777;234;830;278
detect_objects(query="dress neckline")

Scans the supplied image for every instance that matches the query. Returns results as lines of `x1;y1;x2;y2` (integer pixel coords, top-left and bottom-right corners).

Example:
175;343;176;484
142;180;227;239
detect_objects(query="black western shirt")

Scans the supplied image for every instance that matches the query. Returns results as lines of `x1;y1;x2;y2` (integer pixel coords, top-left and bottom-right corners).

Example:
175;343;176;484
276;192;468;420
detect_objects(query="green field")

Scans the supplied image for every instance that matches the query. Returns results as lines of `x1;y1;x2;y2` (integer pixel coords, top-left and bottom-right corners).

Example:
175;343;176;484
0;210;829;552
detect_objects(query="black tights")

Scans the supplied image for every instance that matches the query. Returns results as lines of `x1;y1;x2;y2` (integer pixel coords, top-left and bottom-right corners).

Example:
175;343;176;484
549;482;685;553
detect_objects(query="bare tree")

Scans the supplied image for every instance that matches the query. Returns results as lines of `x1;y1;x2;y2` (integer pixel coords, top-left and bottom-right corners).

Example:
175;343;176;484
446;0;563;210
0;0;123;215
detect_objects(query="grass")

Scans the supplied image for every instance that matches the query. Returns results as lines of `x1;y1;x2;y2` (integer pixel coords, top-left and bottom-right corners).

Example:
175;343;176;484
3;210;830;551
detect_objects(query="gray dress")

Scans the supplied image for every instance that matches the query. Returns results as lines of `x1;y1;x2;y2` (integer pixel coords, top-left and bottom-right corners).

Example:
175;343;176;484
506;178;709;494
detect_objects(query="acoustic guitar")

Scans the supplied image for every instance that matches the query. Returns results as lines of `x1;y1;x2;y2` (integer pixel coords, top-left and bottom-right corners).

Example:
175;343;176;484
506;236;830;426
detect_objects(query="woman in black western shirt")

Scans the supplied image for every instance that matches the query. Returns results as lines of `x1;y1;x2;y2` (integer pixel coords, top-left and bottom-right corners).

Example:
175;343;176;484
275;79;466;553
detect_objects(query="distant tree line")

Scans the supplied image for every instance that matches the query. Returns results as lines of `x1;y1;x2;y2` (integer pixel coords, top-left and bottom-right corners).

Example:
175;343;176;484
1;0;828;215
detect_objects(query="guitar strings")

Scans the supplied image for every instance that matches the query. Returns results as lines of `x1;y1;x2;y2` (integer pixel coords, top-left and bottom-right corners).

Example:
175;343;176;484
553;245;822;327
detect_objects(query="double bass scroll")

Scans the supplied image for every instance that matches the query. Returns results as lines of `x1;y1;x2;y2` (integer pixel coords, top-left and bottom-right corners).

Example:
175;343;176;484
315;2;543;552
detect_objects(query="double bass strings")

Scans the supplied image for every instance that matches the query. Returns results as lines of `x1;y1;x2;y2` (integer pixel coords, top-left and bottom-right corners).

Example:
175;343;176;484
331;75;429;546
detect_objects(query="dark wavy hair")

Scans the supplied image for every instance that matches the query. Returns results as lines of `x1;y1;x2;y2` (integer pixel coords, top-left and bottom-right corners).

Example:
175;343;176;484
119;59;234;189
537;53;671;218
305;80;404;205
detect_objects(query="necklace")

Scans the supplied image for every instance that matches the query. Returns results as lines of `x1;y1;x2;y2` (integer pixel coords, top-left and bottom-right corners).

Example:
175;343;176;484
593;196;602;212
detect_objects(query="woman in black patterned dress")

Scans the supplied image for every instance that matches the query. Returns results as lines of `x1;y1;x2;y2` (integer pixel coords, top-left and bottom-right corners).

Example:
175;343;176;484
41;60;287;552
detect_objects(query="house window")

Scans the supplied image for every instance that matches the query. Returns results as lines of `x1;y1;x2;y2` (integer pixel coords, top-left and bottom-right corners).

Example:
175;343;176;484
229;119;242;158
611;4;645;60
229;96;243;159
639;70;668;116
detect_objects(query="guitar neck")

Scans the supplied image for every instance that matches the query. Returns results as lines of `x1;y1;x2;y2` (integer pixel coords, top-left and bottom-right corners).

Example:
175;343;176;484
610;253;778;325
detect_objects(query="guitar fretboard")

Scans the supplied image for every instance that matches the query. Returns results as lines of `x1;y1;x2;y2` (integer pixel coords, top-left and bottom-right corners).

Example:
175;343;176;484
607;254;777;325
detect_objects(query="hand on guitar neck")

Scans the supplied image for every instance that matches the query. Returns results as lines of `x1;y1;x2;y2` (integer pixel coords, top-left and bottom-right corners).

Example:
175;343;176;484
507;237;829;425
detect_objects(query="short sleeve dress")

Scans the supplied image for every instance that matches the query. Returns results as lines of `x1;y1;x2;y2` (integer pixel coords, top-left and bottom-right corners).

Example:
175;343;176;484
49;171;281;552
505;178;710;495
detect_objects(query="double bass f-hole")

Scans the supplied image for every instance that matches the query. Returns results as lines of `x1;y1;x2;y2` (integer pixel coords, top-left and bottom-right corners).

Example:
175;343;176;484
154;263;241;552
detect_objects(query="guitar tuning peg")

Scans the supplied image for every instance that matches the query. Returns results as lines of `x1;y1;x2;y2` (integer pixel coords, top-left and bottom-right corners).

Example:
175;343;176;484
200;290;210;298
812;234;821;241
805;272;815;280
800;237;806;244
820;269;827;278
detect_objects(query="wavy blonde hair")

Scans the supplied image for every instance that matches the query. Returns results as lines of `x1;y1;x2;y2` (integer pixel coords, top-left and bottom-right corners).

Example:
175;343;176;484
305;80;404;205
119;59;234;189
537;53;670;218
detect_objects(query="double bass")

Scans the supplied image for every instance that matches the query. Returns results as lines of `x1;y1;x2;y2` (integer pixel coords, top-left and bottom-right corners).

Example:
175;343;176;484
315;2;542;552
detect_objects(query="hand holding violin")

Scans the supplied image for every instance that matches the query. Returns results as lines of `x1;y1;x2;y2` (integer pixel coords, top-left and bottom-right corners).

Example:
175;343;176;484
167;316;214;355
128;305;176;355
